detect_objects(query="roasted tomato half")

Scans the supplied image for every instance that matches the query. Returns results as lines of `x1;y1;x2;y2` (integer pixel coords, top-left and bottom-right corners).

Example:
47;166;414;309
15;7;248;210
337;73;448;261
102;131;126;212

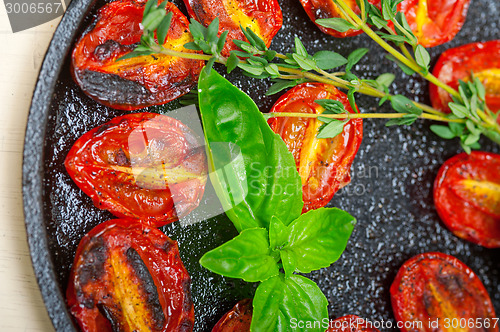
72;0;204;110
327;315;380;332
212;299;252;332
434;151;500;248
65;113;207;227
183;0;282;57
268;83;363;212
430;40;500;115
397;0;471;48
299;0;380;38
66;219;194;332
391;252;498;332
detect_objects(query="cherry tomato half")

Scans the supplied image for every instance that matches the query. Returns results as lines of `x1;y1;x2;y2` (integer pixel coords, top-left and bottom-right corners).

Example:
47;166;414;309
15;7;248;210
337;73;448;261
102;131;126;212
66;219;194;332
434;151;500;248
327;315;380;332
212;299;252;332
65;113;207;227
268;83;363;213
391;252;498;332
430;40;500;115
397;0;471;48
183;0;282;57
299;0;380;38
72;0;204;110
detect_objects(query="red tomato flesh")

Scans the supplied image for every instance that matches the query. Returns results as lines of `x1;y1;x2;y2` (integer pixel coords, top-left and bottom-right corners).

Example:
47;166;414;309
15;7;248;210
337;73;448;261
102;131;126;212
212;299;252;332
66;219;194;332
397;0;471;48
433;151;500;248
183;0;283;57
298;0;381;38
327;315;381;332
268;83;363;213
391;252;498;332
72;0;204;110
65;113;207;227
430;40;500;117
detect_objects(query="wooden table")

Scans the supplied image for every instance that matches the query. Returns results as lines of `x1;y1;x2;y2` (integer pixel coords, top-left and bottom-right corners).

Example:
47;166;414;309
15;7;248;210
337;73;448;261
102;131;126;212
0;8;59;332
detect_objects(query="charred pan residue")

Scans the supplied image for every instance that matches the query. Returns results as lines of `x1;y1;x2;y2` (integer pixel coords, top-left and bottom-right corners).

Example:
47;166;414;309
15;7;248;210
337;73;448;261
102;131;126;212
125;247;166;330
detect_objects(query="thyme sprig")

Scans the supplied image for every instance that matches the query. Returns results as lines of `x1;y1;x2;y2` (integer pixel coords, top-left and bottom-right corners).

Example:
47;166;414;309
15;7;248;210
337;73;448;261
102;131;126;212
317;0;500;149
118;0;500;151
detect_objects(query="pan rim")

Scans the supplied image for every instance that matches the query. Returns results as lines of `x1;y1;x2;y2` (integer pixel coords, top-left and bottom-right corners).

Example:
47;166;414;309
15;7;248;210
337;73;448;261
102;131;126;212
21;0;96;330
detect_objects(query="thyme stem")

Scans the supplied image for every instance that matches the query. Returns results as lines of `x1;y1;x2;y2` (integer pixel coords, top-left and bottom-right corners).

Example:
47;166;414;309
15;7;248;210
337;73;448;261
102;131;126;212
266;112;465;123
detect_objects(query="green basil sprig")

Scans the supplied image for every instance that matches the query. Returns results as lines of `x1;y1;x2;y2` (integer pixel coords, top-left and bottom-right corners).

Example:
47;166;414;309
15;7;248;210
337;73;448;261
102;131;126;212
197;68;303;231
198;69;356;332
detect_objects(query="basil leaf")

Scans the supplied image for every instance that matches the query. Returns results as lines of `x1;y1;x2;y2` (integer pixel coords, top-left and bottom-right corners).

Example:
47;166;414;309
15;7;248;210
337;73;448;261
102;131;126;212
198;69;303;231
283;208;356;273
251;274;328;332
199;228;279;282
269;216;288;249
251;276;287;332
313;51;348;70
280;250;296;278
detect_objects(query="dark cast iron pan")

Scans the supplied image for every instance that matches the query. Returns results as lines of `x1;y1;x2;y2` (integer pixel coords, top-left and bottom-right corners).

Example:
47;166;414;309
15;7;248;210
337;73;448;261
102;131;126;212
23;0;500;331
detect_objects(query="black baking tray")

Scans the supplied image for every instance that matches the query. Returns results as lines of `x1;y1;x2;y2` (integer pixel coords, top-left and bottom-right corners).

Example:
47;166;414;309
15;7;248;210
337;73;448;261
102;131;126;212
22;0;500;331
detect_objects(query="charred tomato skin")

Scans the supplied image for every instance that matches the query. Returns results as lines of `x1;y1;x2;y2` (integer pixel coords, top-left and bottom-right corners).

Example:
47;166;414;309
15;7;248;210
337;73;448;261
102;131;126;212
212;299;252;332
72;0;204;110
433;151;500;248
183;0;282;57
65;113;207;227
397;0;471;48
66;219;194;332
327;315;380;332
298;0;380;38
391;252;498;332
430;40;500;115
268;83;363;213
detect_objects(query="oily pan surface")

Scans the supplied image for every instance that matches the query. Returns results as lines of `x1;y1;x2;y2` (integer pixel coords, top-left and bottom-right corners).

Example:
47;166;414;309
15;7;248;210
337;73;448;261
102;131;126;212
28;0;499;330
